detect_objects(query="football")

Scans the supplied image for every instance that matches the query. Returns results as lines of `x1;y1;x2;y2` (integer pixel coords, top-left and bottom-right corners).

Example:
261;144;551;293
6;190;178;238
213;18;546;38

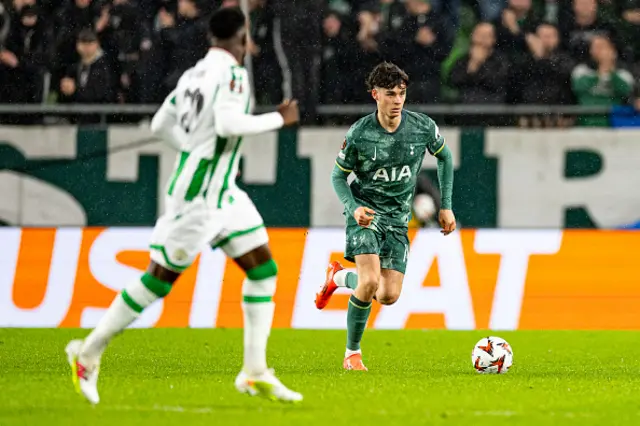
471;336;513;374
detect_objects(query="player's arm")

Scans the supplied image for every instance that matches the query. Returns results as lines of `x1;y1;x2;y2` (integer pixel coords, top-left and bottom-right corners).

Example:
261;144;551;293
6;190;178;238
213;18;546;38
428;125;456;234
332;165;359;217
150;90;181;150
332;136;374;227
332;135;358;214
426;125;453;210
213;68;297;137
434;144;453;211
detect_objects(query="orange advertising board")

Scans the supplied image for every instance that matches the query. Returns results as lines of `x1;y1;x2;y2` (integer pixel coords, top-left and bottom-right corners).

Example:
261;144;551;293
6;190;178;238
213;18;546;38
1;227;639;329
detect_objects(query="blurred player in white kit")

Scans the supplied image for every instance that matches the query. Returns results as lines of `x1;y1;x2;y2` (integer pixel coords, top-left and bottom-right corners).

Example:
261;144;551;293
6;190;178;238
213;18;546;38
65;6;302;404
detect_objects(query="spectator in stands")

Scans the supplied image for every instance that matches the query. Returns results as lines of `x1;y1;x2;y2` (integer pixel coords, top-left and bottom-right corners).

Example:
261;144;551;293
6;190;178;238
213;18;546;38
479;0;508;22
271;0;323;123
571;35;634;126
422;0;512;32
0;5;50;108
158;0;208;98
494;0;540;55
517;23;576;126
320;11;355;105
493;0;540;103
59;28;116;108
53;0;101;84
249;0;283;105
519;23;575;104
93;0;141;103
7;0;38;19
0;3;9;47
620;0;640;62
450;22;509;104
131;5;164;104
379;0;452;103
559;0;617;63
429;0;460;32
336;1;381;104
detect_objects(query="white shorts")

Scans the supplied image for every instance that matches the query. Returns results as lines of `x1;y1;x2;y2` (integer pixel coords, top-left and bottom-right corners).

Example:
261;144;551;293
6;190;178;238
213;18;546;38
150;188;268;271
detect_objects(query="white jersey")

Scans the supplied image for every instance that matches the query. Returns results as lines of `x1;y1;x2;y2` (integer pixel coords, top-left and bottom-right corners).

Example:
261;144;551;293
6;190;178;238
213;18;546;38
150;48;284;210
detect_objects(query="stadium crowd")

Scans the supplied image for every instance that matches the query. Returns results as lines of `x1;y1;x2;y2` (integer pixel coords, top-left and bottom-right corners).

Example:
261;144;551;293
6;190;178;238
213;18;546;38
0;0;639;125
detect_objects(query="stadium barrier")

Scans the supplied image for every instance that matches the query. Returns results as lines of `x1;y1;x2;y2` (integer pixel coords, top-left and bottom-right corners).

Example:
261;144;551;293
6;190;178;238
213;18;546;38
2;227;639;330
0;103;614;117
3;126;640;228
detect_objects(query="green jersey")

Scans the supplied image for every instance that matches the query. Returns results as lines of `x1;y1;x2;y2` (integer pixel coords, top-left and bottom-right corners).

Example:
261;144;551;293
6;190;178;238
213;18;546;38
335;110;445;226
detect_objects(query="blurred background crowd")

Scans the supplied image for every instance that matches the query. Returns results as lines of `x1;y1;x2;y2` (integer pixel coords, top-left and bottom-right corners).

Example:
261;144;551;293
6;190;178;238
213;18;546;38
0;0;639;126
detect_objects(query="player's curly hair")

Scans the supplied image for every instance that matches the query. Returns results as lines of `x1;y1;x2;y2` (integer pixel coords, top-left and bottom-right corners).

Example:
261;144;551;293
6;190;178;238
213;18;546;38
366;62;410;92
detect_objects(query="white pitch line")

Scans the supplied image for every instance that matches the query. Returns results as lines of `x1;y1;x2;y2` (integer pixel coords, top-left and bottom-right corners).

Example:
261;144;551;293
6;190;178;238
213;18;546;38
472;411;518;417
108;404;216;414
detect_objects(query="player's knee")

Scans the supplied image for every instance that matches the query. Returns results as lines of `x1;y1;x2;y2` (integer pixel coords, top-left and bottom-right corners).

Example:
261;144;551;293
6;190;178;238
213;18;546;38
141;271;174;298
358;273;380;294
246;258;278;280
243;259;278;297
377;291;400;306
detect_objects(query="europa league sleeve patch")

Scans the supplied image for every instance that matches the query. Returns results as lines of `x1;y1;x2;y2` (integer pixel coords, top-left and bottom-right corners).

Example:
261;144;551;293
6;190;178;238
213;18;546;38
341;139;347;150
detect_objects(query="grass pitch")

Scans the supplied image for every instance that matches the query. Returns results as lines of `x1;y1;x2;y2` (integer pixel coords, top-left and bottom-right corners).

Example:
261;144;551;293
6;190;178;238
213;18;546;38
1;329;639;426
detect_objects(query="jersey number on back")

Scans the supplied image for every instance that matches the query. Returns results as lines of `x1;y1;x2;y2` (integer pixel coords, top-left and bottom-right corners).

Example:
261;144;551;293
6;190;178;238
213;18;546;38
179;89;204;134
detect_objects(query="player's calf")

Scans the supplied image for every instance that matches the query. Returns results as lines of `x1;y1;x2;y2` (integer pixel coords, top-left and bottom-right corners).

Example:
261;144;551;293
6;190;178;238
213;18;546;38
234;250;303;402
241;258;277;376
80;263;176;360
67;261;178;404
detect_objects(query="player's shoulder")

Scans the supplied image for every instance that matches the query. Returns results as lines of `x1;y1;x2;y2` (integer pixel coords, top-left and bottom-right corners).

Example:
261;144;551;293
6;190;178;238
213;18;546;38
345;113;377;142
404;109;442;142
403;109;437;130
196;49;243;80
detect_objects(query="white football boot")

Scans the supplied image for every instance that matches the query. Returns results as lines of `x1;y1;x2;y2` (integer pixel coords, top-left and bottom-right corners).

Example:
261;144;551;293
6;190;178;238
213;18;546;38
65;340;100;404
235;369;303;402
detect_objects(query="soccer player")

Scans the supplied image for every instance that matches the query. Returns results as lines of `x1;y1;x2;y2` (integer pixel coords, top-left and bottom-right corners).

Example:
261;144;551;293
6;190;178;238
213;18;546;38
65;7;302;403
314;62;456;371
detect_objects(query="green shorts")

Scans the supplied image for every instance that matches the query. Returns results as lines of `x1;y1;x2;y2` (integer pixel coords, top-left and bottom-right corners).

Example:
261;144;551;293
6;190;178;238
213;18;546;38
344;215;410;274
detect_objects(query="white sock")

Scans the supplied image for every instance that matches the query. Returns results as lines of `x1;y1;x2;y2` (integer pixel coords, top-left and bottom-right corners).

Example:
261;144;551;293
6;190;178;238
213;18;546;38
334;269;348;287
80;275;162;362
242;276;276;376
345;348;362;358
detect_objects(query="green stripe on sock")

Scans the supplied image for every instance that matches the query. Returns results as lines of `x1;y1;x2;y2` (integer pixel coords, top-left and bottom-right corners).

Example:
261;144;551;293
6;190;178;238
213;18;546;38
140;273;172;298
243;295;273;303
121;290;143;313
348;293;371;309
347;294;371;351
246;259;278;281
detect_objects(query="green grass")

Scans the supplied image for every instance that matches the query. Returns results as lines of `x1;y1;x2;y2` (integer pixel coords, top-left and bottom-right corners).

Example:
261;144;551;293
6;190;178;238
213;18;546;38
1;329;640;425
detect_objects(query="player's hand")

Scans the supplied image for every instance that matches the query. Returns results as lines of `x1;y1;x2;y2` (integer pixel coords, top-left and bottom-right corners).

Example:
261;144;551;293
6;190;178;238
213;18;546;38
438;209;456;236
277;99;299;127
354;206;375;227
